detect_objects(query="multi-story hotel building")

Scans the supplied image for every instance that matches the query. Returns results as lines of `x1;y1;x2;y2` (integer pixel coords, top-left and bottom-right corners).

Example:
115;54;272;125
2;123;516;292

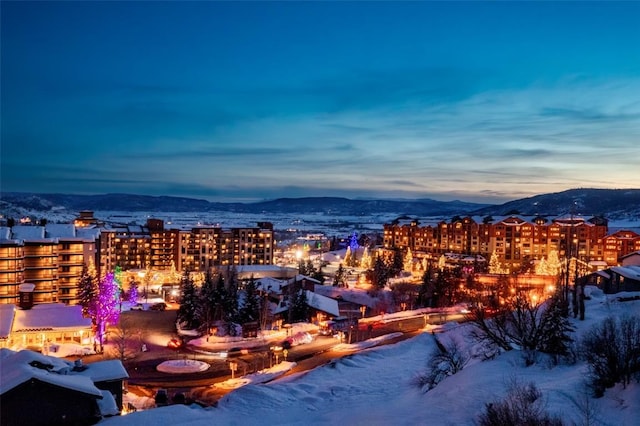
384;215;637;271
96;218;273;274
0;225;99;305
176;222;273;271
1;213;274;306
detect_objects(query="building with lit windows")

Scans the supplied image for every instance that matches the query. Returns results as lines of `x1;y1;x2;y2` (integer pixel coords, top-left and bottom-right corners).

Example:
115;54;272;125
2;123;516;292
176;222;273;272
0;225;98;305
384;215;634;272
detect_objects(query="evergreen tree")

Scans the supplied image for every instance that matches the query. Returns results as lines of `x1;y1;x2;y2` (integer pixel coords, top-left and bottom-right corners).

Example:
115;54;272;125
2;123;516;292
214;274;227;321
297;258;308;276
418;266;434;307
391;248;404;276
311;265;325;284
535;257;550;275
177;269;200;330
240;276;261;324
222;267;240;335
333;263;346;287
539;291;574;362
349;231;359;251
546;250;562;276
360;247;372;270
290;289;309;323
77;263;97;318
369;255;389;289
199;270;217;333
403;248;413;273
488;251;507;274
343;246;352;267
305;259;316;276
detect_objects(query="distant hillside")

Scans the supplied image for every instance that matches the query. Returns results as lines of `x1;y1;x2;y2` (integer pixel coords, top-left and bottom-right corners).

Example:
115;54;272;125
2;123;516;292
471;188;640;220
0;192;488;216
2;189;638;220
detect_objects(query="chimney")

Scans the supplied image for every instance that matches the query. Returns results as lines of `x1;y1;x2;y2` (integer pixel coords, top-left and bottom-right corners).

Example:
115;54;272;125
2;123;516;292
18;283;36;310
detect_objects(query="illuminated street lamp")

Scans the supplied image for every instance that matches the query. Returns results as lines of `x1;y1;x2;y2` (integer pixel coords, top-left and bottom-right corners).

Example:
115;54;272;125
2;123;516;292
270;346;283;364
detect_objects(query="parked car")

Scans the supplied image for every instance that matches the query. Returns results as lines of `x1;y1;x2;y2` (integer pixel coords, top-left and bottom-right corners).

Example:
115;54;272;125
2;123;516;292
150;302;166;311
167;338;184;350
130;303;144;311
226;347;248;357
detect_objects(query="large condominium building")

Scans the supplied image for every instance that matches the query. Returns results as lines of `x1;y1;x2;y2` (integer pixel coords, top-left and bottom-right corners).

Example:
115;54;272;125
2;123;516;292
177;222;273;272
0;225;99;306
1;215;274;306
96;218;273;274
384;215;638;271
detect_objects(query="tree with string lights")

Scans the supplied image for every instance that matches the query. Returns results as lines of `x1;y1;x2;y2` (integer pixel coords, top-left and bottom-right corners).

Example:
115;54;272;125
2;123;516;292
91;272;120;353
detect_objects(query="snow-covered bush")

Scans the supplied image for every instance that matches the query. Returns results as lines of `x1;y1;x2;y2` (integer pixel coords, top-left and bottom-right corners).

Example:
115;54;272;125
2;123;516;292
581;314;640;397
468;292;574;365
477;379;563;426
414;333;469;392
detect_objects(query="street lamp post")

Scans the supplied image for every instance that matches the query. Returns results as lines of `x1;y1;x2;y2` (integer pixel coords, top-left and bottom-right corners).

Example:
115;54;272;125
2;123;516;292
229;361;238;379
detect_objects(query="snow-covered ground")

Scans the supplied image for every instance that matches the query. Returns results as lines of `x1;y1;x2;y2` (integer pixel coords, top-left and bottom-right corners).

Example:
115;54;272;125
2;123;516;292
104;287;640;426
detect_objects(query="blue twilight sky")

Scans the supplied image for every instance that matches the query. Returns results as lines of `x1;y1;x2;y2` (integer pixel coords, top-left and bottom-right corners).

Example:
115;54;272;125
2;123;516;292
1;1;639;204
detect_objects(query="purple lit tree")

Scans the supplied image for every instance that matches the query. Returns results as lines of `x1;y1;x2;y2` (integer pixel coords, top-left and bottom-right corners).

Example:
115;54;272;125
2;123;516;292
128;278;139;304
90;272;121;352
349;231;359;251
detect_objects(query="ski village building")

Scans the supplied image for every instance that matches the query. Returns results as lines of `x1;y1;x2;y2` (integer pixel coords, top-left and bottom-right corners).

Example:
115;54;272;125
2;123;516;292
0;212;639;310
383;215;640;274
0;347;128;426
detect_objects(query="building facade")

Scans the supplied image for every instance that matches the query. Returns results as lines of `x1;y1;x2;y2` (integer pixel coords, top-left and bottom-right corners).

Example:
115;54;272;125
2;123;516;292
0;215;274;306
384;215;636;272
0;225;98;306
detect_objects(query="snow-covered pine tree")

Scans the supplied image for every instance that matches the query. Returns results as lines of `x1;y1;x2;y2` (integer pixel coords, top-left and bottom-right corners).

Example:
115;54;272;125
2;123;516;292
199;270;217;333
240;276;260;324
404;248;413;273
360;247;372;270
343;246;352;267
77;262;97;318
333;263;346;287
291;289;309;323
539;291;574;363
177;269;200;330
547;250;562;276
488;251;506;274
222;267;240;335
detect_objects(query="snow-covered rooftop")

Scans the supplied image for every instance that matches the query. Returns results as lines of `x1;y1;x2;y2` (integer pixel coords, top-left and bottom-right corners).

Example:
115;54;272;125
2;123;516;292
610;265;640;281
45;223;77;238
77;226;101;240
0;304;15;339
0;348;102;397
13;304;92;332
0;227;11;240
10;225;47;241
255;277;287;294
73;359;129;383
304;290;340;317
235;265;298;279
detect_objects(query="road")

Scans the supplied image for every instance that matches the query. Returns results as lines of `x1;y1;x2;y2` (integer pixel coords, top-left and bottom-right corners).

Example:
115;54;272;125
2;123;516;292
91;307;466;406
